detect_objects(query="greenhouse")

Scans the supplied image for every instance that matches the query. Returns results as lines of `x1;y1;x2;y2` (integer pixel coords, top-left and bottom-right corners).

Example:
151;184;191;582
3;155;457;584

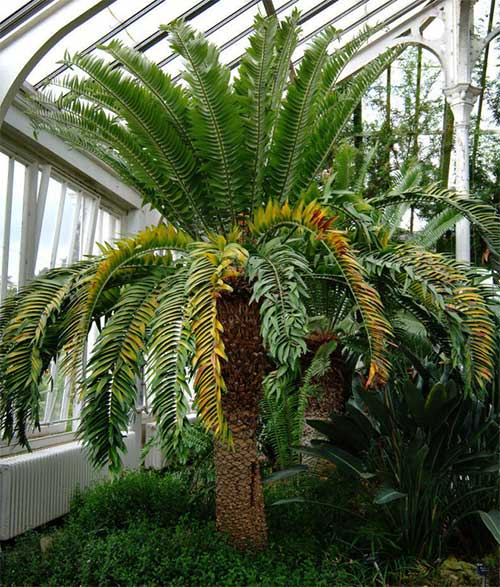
0;0;499;585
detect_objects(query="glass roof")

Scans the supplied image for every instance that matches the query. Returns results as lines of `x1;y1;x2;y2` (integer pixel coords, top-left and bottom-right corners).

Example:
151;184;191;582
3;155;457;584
12;0;435;88
0;0;497;125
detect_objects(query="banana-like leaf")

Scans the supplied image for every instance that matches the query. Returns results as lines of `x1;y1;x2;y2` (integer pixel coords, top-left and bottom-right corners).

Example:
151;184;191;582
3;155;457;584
297;444;375;479
374;486;407;504
479;510;500;544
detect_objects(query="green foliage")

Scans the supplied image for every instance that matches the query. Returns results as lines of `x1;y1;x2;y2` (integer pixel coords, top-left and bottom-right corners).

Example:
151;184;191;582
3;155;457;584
260;340;336;469
248;239;310;372
302;375;500;559
3;14;496;476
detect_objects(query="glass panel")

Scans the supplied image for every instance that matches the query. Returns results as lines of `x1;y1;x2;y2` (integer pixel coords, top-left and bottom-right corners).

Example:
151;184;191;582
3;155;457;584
0;1;28;23
35;176;62;275
27;0;156;84
54;188;79;266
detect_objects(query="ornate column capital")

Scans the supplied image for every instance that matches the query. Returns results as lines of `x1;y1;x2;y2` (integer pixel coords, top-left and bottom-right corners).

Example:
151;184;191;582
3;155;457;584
444;83;481;125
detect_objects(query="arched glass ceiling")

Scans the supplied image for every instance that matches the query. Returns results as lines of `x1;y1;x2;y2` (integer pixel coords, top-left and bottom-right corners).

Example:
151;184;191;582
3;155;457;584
0;0;436;89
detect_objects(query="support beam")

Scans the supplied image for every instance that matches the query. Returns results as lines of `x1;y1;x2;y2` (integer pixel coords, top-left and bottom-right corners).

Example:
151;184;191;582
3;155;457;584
0;0;115;124
0;158;14;301
18;163;39;286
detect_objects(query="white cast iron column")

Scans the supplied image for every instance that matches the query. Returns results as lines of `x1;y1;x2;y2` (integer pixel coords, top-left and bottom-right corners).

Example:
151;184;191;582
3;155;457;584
444;84;481;262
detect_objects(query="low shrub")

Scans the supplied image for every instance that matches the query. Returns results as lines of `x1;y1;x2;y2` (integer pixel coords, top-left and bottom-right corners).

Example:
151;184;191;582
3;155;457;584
0;470;493;586
69;469;212;535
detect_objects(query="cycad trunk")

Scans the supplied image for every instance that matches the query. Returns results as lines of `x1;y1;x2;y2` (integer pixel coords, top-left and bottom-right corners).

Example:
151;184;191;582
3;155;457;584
302;335;347;467
214;283;268;550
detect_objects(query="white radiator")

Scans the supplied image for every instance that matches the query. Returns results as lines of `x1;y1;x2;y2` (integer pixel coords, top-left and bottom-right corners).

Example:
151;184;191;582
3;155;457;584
0;432;139;540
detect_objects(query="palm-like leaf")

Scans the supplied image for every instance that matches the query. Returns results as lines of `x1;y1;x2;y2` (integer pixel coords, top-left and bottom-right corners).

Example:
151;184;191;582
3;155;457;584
166;20;246;228
1;14;495;475
81;276;160;470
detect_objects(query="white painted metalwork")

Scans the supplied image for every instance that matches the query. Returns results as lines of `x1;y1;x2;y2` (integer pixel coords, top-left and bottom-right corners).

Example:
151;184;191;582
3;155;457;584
67;190;82;264
32;163;51;266
0;0;116;124
50;180;67;268
83;196;100;256
0;157;14;301
18;163;38;286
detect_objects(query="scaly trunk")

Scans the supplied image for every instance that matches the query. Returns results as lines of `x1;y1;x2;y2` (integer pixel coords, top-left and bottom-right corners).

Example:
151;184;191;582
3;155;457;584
301;334;347;469
214;283;268;550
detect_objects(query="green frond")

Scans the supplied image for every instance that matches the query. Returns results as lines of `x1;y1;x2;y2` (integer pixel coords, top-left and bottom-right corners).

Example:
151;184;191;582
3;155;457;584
61;50;208;233
80;276;160;470
367;245;497;391
0;263;95;445
250;200;393;385
187;237;249;440
62;225;190;400
248;238;310;374
298;47;401;192
411;208;461;249
147;269;193;459
27;96;191;230
166;20;246;228
234;15;278;211
370;183;500;258
268;26;339;202
101;39;194;150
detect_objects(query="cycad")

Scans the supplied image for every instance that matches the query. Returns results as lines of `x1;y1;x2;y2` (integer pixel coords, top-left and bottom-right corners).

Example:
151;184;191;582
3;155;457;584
0;14;496;550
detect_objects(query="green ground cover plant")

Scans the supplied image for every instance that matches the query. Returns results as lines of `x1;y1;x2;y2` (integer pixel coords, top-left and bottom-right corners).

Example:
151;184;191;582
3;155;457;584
1;470;496;587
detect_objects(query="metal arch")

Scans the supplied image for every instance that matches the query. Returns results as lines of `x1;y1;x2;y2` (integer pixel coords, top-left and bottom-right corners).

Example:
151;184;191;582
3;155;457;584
0;0;116;125
0;0;56;40
473;25;500;65
33;0;170;89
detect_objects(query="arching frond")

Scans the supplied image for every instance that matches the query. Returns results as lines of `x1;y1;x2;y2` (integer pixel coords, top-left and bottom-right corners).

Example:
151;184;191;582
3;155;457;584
366;245;497;391
80;276;160;470
410;208;461;249
268;26;339;202
58;50;207;232
298;47;401;193
250;200;393;385
0;263;96;445
147;269;193;459
234;15;278;212
166;20;246;228
187;237;249;440
248;239;310;374
101;39;194;150
370;183;500;258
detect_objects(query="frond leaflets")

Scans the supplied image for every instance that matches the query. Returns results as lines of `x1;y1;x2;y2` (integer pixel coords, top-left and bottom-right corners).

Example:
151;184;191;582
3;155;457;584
147;268;193;460
248;239;310;374
187;237;249;441
80;276;160;471
165;20;246;228
366;245;496;391
298;47;401;193
234;15;278;212
268;26;339;202
369;183;500;258
0;264;96;445
63;225;191;400
250;200;393;385
63;51;198;202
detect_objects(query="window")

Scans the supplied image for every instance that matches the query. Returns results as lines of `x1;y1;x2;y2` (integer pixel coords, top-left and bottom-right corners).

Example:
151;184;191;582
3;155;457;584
0;148;124;441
